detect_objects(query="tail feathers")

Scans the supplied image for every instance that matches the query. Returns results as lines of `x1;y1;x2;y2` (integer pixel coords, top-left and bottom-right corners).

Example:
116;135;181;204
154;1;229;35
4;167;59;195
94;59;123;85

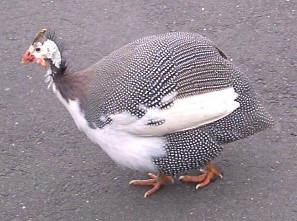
202;105;275;144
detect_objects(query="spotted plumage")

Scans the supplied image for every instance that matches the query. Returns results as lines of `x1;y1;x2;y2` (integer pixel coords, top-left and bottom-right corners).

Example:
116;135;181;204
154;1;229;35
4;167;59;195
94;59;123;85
85;33;234;128
80;32;273;175
22;30;274;196
155;128;222;175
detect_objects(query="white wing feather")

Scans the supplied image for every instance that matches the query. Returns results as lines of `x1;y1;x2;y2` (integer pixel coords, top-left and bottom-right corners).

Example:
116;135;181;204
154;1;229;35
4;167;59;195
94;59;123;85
110;87;240;136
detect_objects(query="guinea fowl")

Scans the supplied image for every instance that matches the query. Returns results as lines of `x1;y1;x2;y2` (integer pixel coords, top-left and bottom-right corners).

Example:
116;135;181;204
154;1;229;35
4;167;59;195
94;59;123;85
22;29;274;197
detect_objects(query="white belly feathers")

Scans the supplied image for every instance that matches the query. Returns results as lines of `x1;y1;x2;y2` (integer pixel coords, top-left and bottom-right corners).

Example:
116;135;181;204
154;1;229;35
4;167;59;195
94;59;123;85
52;84;166;171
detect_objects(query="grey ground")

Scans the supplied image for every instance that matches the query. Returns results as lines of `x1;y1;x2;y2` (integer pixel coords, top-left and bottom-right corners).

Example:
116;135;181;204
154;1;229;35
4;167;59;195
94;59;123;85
1;1;296;220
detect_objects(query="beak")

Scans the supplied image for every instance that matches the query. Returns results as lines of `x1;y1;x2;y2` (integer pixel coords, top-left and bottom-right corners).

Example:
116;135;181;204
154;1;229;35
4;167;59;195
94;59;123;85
21;48;47;68
21;49;34;65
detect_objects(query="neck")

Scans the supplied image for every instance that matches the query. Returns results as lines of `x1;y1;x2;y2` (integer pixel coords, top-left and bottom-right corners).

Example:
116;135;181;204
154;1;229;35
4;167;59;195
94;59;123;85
41;37;91;111
46;62;92;111
45;59;66;89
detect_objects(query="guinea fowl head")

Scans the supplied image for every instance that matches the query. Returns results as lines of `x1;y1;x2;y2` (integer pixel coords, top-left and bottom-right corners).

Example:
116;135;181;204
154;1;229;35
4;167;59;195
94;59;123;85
22;29;62;70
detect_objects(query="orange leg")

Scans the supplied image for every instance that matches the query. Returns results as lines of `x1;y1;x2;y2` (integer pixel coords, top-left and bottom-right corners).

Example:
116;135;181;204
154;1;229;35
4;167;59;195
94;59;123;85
129;173;174;198
179;162;223;189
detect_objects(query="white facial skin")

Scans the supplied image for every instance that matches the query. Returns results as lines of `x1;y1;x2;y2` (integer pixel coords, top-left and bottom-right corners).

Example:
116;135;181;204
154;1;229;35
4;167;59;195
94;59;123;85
29;39;62;68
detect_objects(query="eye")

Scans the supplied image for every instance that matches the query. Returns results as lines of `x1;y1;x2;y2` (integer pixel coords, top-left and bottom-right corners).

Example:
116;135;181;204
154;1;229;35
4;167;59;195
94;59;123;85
36;47;41;52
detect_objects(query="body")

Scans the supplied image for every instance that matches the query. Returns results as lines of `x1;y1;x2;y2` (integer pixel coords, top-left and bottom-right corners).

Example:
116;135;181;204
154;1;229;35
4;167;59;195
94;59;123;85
22;30;274;197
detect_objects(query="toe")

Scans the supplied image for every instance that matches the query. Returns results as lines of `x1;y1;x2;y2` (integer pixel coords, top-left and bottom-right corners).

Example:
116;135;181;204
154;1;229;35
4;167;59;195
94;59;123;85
129;179;156;186
179;173;207;183
144;183;161;198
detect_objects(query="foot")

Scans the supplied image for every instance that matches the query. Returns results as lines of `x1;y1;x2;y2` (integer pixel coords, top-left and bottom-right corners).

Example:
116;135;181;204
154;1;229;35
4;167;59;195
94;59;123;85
179;162;223;189
129;173;174;198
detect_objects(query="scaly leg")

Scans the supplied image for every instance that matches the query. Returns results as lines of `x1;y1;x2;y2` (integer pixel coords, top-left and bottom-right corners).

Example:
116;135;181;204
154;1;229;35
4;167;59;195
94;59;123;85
130;173;174;198
179;162;223;189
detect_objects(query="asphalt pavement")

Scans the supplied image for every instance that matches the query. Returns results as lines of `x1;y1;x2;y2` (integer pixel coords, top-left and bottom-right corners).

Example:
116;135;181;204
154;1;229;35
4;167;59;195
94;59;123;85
0;1;296;220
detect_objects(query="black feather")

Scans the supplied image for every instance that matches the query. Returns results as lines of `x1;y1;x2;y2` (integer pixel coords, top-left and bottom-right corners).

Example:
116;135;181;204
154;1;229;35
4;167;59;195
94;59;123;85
215;46;228;59
50;58;68;77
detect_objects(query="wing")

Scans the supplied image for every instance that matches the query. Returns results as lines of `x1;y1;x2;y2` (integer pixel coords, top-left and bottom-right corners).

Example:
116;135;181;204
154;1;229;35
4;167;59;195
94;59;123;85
86;32;239;134
108;34;239;136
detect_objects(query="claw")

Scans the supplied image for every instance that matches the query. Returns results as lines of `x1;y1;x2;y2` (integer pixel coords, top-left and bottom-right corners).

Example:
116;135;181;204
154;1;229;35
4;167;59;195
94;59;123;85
179;162;222;189
130;173;174;197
